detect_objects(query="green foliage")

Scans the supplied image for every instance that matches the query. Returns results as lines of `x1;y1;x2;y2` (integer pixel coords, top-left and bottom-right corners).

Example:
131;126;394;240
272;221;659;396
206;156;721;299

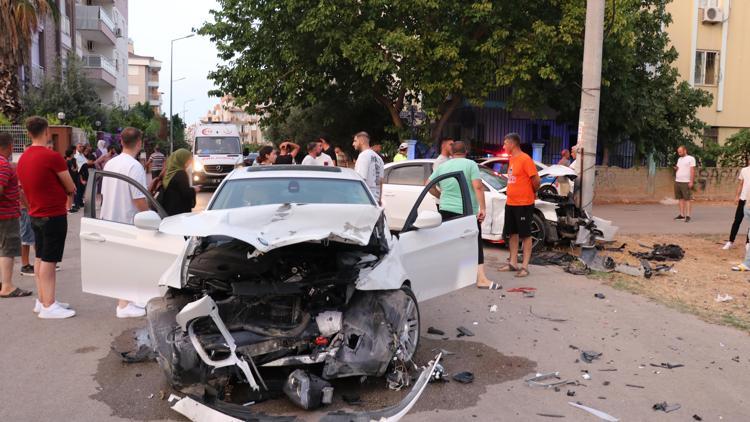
0;113;12;125
718;130;750;167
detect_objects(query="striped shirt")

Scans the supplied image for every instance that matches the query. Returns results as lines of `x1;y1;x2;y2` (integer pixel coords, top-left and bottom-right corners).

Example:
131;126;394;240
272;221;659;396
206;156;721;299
150;152;166;171
0;155;20;219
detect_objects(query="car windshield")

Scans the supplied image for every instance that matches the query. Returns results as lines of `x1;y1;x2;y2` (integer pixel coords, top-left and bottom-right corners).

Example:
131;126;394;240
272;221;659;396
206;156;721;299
195;137;241;155
479;167;507;191
485;161;509;174
210;177;375;209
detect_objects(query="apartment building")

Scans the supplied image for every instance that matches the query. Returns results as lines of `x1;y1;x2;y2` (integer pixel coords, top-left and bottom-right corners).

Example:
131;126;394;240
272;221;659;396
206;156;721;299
127;41;161;113
25;0;129;108
666;0;750;144
202;96;266;144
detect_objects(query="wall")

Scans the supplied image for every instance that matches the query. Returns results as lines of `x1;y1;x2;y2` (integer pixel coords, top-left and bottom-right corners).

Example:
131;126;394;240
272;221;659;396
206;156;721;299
593;166;740;203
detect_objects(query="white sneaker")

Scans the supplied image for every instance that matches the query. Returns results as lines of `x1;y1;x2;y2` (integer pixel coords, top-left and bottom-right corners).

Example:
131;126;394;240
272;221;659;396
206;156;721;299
746;243;749;252
38;302;76;319
116;303;146;319
33;299;71;313
722;241;733;250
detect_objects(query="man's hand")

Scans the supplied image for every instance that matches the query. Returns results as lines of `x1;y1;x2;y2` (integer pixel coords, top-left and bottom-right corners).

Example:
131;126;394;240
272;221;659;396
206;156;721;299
477;208;486;223
688;182;694;189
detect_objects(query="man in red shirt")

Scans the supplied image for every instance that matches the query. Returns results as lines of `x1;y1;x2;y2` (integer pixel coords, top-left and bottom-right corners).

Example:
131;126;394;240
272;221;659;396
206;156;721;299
501;133;540;277
17;117;77;319
0;133;30;298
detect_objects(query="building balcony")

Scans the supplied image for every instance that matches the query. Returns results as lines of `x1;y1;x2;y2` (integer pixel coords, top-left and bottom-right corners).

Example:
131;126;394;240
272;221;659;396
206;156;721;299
82;55;116;87
76;5;117;45
147;77;159;88
60;15;72;49
31;65;44;88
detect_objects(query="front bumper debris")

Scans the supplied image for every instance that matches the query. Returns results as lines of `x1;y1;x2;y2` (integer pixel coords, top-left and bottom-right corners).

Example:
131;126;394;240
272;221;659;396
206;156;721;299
169;353;444;422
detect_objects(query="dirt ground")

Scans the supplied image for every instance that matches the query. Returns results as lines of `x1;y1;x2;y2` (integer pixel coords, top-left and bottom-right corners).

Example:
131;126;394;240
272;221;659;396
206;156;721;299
591;234;750;332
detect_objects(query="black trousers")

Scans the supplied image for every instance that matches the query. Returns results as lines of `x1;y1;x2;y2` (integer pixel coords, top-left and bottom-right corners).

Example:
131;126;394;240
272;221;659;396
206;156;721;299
439;210;483;264
729;200;747;243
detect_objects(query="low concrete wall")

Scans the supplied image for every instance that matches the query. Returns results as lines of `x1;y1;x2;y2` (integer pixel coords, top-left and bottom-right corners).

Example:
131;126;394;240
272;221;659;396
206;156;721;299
593;166;740;203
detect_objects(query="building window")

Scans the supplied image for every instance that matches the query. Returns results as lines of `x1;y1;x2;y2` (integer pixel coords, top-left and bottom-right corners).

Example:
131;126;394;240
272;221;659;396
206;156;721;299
703;126;719;146
694;50;718;85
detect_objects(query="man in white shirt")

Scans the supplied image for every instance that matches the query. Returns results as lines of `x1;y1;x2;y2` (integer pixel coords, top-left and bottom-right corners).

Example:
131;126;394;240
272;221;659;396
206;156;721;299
301;141;334;166
352;131;384;203
101;127;150;318
674;145;696;222
723;163;750;250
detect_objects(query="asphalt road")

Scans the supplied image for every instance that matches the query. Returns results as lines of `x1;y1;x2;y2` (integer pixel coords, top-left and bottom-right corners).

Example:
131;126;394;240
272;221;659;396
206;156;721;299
595;202;739;235
1;200;749;421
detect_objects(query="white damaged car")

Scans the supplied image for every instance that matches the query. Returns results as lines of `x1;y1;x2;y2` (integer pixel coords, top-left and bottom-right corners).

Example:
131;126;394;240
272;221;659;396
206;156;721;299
81;165;479;420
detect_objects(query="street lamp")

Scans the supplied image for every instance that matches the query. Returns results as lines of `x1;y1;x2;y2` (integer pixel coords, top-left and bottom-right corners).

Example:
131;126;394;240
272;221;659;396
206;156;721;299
182;98;195;121
169;33;195;153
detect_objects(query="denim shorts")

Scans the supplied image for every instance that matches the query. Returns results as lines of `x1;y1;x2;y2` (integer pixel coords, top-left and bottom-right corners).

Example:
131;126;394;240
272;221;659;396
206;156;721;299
20;208;34;245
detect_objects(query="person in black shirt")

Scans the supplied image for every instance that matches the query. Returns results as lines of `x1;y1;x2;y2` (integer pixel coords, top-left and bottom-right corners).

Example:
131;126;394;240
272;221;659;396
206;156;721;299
64;147;79;213
275;140;300;164
159;149;199;216
78;154;96;205
319;137;337;166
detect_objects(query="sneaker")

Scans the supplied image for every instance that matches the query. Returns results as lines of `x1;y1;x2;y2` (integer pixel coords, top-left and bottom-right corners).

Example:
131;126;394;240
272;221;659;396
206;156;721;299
33;299;71;314
69;206;78;213
674;215;684;220
116;303;146;319
38;302;76;319
685;216;691;223
732;263;750;272
20;264;34;276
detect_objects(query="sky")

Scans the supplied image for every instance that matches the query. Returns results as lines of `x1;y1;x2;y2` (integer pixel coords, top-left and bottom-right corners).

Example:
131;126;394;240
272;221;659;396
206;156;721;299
128;0;220;126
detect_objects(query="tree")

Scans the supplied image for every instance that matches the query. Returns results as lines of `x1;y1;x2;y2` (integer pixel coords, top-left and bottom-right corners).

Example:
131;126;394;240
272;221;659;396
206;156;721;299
23;57;106;125
199;0;538;143
0;0;56;121
718;130;750;167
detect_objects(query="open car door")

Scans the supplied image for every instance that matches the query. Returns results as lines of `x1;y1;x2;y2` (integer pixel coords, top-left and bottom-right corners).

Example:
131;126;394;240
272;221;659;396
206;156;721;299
398;171;479;301
80;170;186;304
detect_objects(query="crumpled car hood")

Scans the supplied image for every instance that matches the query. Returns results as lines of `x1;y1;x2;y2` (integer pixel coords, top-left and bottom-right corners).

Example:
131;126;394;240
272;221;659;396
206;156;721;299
538;164;578;178
159;203;382;253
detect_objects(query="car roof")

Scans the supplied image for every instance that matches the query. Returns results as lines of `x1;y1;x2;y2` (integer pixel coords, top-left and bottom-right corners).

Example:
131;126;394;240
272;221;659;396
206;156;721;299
384;159;435;169
224;165;365;181
480;157;548;168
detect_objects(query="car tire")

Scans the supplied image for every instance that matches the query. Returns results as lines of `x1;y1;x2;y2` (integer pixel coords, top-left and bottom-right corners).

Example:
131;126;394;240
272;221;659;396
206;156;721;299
399;285;420;362
538;185;558;196
503;212;547;253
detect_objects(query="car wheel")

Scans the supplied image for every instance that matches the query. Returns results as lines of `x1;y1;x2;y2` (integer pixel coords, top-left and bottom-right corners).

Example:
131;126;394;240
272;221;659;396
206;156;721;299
399;286;420;362
503;213;547;253
539;185;558;196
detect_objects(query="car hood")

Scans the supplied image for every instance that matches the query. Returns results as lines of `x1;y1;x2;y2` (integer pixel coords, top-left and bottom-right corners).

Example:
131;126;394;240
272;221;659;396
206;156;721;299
538;164;577;178
159;203;381;253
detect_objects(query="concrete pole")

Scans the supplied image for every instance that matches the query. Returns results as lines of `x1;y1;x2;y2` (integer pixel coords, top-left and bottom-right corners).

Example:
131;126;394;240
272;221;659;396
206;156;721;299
576;0;606;214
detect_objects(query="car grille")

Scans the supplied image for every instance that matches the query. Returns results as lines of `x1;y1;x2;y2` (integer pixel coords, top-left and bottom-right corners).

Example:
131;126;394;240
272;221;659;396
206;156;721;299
204;165;233;174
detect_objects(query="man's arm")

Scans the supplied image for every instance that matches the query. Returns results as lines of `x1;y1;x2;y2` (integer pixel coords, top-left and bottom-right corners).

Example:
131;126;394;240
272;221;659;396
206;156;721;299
531;174;541;192
472;179;486;222
689;165;695;188
56;171;76;194
289;142;300;157
133;198;150;212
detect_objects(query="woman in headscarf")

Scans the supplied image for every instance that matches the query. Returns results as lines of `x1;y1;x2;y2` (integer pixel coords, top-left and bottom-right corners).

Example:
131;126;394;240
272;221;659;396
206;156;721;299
95;140;107;158
253;145;277;166
159;149;199;216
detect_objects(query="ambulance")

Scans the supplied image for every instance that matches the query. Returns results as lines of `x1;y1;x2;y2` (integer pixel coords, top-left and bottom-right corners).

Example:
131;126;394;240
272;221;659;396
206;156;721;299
191;124;243;187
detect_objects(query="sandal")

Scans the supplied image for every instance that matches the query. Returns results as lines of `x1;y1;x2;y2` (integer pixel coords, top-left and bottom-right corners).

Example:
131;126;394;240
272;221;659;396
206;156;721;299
478;282;502;290
499;264;518;272
0;287;32;298
515;268;530;278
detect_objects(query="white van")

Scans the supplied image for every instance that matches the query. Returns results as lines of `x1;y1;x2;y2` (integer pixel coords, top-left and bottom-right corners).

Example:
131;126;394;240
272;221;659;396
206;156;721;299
191;124;243;187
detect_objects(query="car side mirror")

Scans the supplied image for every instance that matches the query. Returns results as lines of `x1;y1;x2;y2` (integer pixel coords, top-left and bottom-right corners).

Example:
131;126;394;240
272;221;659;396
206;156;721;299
134;210;162;231
413;210;442;230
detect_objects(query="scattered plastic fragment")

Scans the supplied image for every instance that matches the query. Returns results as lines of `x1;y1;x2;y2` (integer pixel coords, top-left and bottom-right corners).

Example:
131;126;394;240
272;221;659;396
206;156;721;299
581;351;602;363
427;327;445;336
693;414;703;421
430;348;455;356
650;362;684;369
119;344;157;363
568;401;619;421
452;371;474;384
594;293;606;299
582;373;591;380
715;294;733;302
525;372;568;389
489;304;498;313
429;363;447;383
567;390;576;397
537;414;566;418
456;326;475;337
625;384;645;389
653;402;682;413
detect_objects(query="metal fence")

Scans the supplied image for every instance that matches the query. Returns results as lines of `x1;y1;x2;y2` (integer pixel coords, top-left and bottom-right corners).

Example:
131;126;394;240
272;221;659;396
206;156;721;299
0;125;30;154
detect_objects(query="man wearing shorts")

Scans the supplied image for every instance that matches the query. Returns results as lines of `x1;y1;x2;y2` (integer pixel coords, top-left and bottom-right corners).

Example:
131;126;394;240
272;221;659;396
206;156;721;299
501;133;540;277
0;133;30;298
17;116;77;319
674;145;696;222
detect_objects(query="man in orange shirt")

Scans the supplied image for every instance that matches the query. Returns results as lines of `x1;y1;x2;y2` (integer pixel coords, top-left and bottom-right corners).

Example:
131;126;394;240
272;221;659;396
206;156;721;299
501;133;540;277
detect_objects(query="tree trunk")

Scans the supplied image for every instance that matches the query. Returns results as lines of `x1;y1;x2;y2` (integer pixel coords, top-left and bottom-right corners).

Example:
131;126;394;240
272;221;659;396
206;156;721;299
430;95;463;144
0;63;23;121
373;91;405;130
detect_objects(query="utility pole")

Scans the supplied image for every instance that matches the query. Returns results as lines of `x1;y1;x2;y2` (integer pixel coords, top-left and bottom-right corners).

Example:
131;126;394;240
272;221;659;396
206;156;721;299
169;34;195;154
576;0;605;214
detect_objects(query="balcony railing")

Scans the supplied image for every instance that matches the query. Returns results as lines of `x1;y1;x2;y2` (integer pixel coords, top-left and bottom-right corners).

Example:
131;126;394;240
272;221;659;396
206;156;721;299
82;55;116;77
76;5;116;33
61;15;71;36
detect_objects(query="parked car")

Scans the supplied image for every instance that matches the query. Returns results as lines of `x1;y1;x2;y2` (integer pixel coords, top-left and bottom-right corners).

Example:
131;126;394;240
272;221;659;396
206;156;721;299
382;160;616;252
80;165;476;419
479;156;565;196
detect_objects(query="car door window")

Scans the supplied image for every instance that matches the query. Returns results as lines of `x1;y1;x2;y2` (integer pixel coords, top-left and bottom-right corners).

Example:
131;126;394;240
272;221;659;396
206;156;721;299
386;165;426;186
86;170;166;224
402;171;472;230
